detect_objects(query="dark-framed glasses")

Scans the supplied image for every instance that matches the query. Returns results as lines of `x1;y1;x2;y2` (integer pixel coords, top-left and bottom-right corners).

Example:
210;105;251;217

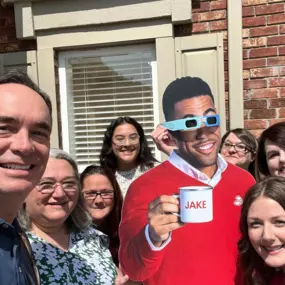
222;142;250;154
83;190;114;200
112;134;140;146
37;179;78;194
162;114;220;131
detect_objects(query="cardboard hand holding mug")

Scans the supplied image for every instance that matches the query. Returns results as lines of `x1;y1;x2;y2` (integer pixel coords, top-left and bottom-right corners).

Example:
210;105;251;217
173;186;213;223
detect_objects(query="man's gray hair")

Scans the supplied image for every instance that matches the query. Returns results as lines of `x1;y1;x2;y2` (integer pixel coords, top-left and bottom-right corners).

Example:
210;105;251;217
18;148;91;232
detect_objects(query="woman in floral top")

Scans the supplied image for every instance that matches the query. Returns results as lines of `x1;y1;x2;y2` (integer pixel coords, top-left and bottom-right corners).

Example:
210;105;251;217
18;148;128;285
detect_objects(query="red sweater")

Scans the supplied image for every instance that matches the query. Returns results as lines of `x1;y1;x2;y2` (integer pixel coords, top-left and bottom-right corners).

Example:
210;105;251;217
119;161;255;285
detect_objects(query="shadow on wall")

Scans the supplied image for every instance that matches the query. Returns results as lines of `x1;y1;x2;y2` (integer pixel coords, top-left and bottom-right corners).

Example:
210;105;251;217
34;0;162;16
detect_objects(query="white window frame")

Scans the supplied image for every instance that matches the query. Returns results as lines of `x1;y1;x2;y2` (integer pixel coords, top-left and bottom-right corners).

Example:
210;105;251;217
58;44;161;170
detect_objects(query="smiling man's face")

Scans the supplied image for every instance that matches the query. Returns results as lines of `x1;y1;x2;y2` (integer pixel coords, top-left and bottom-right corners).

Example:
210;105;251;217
172;95;221;176
0;83;51;196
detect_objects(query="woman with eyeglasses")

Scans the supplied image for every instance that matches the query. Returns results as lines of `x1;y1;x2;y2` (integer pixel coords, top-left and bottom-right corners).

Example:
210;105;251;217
220;128;258;173
80;165;123;266
100;117;158;197
81;165;140;285
18;149;128;285
255;122;285;181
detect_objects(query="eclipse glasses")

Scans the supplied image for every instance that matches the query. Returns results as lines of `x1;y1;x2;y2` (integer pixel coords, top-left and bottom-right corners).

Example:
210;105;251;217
162;114;220;131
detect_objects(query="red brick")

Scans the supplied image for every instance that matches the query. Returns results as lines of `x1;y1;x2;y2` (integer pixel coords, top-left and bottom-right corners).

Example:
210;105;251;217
281;25;285;34
211;1;227;10
268;0;285;2
268;56;285;66
243;6;255;17
279;108;285;118
250;67;279;78
244;110;250;120
192;22;210;33
280;88;285;97
244;99;267;109
199;10;226;22
243;37;267;48
210;20;227;31
243;49;249;59
242;0;267;5
250;26;279;37
192;13;199;22
251;108;276;119
243;16;266;27
244;79;267;89
268;35;285;46
250;47;278;58
255;3;284;15
270;98;285;108
268;119;285;126
251;88;278;98
268;14;285;25
192;1;211;12
280;46;285;56
280;67;285;76
244;119;267;129
268;77;285;87
243;58;266;69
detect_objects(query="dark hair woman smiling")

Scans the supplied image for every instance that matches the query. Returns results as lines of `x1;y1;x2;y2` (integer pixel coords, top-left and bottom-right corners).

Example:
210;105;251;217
100;116;158;197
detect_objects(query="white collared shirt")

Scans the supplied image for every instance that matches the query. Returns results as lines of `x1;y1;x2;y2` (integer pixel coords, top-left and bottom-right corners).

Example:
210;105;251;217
145;150;228;250
168;150;228;187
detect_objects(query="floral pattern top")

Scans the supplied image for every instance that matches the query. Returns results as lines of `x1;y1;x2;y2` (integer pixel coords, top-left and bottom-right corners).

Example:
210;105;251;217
26;227;117;285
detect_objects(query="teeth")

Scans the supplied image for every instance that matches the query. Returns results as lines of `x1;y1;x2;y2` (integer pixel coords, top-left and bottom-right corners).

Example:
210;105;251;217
265;245;283;251
1;164;31;170
199;144;213;150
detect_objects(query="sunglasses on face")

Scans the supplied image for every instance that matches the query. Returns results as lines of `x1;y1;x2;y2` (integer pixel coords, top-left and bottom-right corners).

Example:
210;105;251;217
162;114;220;131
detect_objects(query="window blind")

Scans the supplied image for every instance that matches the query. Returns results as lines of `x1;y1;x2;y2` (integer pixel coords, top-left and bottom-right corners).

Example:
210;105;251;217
64;49;157;171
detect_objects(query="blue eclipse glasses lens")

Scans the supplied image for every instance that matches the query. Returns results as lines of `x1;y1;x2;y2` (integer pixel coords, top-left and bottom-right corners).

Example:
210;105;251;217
161;114;220;131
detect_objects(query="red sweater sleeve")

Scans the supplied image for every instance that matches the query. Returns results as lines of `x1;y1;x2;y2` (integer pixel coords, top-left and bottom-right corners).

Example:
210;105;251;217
118;175;166;281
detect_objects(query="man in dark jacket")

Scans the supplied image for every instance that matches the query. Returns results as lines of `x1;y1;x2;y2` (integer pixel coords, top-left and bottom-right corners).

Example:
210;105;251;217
0;70;52;285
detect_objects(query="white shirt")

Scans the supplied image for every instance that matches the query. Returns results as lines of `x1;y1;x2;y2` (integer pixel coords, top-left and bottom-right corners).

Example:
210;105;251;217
145;150;228;250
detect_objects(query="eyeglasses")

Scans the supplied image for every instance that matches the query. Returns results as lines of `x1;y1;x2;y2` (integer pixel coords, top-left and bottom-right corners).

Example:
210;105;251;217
83;190;114;200
222;142;250;154
37;180;78;194
162;114;220;131
112;134;140;146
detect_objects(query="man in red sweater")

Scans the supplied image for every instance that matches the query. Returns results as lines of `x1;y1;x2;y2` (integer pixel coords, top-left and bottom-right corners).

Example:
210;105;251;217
119;77;255;285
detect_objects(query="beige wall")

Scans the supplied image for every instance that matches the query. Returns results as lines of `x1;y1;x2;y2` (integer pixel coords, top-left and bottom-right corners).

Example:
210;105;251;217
1;0;234;149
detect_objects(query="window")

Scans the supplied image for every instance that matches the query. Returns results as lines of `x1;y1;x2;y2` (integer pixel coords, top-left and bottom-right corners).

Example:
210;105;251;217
59;45;160;172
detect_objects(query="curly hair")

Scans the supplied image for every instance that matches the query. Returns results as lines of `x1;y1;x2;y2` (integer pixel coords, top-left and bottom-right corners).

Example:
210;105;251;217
238;176;285;285
99;116;157;172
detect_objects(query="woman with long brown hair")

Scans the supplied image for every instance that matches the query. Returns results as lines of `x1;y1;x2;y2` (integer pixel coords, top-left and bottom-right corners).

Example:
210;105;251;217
238;176;285;285
80;165;123;265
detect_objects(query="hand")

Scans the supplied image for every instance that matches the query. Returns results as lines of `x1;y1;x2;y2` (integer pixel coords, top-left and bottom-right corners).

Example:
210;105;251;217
115;266;129;285
151;125;177;156
148;195;184;247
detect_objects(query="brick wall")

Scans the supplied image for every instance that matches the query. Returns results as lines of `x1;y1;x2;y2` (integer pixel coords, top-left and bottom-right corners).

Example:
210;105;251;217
191;0;285;136
0;4;36;53
242;0;285;136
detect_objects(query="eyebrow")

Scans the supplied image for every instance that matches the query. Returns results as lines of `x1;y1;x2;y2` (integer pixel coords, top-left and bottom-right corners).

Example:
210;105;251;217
0;116;51;133
182;108;216;119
